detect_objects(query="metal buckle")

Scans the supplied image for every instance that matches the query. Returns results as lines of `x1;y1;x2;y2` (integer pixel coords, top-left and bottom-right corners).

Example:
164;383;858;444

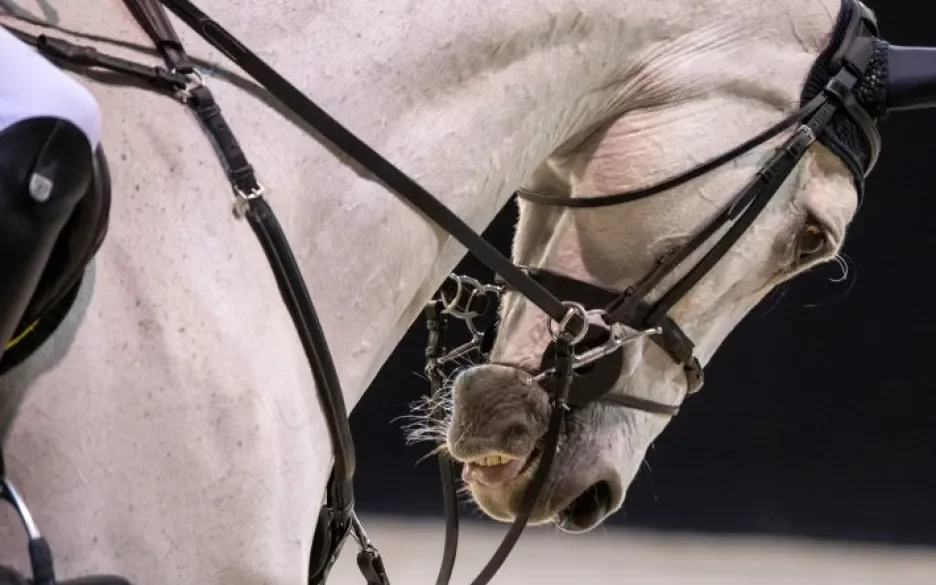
547;301;590;345
1;477;41;540
430;275;506;365
439;275;503;320
350;512;390;585
439;274;467;316
533;323;662;382
233;182;266;218
173;69;205;103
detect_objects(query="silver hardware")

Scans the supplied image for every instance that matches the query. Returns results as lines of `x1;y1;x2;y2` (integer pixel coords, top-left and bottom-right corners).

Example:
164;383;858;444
436;314;487;365
174;69;205;103
1;478;41;540
424;274;507;368
350;510;373;548
438;337;483;365
28;173;53;203
439;274;503;320
548;301;590;345
233;182;265;218
533;324;662;382
797;124;817;145
439;274;466;316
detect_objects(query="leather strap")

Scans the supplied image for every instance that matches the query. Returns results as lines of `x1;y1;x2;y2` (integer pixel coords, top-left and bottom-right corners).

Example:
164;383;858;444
154;0;582;330
514;96;823;209
3;28;190;95
423;302;460;585
498;267;699;396
123;0;194;72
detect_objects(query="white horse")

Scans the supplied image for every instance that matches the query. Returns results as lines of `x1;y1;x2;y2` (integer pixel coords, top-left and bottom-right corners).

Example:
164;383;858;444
0;0;920;583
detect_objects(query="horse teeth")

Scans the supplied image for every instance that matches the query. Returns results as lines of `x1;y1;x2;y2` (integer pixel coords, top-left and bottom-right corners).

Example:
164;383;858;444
473;454;516;467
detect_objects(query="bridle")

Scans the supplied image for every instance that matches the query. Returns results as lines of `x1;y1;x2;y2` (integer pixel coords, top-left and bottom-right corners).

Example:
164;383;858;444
0;1;887;584
420;0;885;419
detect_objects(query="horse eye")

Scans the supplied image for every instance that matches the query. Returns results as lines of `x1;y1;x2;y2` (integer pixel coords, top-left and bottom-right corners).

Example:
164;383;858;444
796;222;828;261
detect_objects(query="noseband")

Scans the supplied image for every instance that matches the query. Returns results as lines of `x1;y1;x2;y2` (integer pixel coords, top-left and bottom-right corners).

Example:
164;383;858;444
0;1;888;585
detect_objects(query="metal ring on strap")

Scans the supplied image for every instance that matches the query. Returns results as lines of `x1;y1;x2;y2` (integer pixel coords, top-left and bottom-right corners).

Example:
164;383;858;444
548;301;589;345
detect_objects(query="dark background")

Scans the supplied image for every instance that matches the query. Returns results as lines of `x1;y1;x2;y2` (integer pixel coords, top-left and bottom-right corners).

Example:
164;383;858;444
350;0;936;547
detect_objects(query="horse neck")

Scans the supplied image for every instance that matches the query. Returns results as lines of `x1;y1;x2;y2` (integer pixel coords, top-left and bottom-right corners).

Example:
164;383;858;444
15;0;838;407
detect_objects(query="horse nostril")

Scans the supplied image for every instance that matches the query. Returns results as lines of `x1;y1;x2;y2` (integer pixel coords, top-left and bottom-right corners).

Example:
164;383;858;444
557;480;614;534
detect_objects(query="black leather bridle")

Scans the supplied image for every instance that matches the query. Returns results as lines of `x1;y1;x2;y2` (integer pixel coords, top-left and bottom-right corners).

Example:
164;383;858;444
430;0;885;417
506;0;883;404
0;0;890;584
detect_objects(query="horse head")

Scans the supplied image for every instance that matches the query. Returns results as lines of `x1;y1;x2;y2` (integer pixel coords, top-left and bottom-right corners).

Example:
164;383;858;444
435;0;936;534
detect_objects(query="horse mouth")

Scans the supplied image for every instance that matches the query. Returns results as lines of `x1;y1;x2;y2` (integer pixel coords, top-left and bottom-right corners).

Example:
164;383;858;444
459;445;611;531
460;447;541;489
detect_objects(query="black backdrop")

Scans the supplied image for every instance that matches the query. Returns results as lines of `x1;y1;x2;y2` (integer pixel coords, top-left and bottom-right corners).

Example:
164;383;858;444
349;0;936;547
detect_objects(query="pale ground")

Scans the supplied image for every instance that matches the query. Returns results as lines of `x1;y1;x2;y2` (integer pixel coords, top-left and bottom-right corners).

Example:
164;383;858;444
329;515;936;585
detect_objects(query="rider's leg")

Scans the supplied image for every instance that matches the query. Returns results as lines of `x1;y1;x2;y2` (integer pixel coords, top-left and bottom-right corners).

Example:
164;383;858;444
0;26;101;362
